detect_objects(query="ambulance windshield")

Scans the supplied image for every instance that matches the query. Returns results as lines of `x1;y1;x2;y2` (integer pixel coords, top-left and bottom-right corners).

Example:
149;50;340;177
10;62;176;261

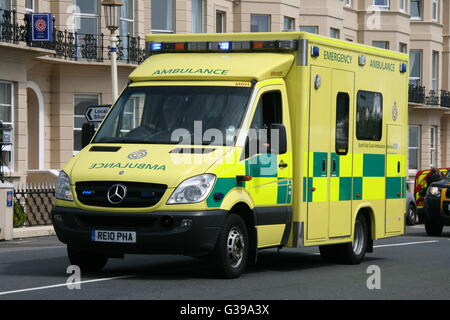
93;85;252;146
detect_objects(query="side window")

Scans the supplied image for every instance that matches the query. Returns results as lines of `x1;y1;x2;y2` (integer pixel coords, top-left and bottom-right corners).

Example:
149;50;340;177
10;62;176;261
356;90;383;141
250;91;282;129
245;90;283;158
336;92;350;155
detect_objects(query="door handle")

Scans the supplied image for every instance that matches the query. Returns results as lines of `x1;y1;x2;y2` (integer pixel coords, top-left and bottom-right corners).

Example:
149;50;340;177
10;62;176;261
279;161;288;168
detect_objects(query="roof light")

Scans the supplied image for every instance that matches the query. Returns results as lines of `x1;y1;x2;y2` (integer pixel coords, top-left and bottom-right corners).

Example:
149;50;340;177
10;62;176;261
219;41;230;50
252;41;264;49
311;46;320;57
146;39;298;54
150;42;162;51
400;63;407;73
174;43;186;50
358;55;366;66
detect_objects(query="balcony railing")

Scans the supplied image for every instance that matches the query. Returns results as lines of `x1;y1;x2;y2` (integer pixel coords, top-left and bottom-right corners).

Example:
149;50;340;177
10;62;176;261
409;85;450;108
0;8;145;65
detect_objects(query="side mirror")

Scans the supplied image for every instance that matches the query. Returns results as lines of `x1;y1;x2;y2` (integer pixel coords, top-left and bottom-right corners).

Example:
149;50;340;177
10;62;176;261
81;123;95;149
269;123;287;155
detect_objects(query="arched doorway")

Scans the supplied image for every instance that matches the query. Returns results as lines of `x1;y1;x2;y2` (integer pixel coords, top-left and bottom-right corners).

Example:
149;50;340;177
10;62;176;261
26;81;45;170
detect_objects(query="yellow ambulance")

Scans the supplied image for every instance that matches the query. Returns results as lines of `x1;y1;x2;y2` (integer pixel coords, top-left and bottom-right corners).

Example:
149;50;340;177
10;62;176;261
52;32;408;278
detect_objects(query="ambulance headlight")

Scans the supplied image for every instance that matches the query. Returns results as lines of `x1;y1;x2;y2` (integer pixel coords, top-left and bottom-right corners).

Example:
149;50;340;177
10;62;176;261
167;174;216;204
56;171;73;201
428;186;441;197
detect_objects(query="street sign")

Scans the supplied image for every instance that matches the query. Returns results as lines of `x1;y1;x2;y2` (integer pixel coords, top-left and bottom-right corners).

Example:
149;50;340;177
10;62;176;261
84;105;111;122
32;13;53;42
6;191;13;207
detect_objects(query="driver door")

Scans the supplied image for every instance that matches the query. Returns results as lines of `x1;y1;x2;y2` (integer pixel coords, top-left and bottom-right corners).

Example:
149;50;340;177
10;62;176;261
243;84;293;248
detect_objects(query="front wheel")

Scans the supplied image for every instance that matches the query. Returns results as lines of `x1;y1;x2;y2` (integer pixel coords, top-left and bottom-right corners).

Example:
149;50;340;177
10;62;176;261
210;214;249;279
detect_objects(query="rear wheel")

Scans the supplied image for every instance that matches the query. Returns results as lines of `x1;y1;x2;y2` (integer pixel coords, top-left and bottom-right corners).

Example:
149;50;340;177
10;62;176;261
425;216;443;236
319;214;368;265
67;247;108;272
210;214;249;279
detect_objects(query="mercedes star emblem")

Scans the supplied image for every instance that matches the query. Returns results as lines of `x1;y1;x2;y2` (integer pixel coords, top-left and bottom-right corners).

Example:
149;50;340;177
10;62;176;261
107;184;127;204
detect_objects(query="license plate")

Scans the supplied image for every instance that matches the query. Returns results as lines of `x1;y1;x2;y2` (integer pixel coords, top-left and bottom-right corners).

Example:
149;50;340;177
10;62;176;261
91;230;136;243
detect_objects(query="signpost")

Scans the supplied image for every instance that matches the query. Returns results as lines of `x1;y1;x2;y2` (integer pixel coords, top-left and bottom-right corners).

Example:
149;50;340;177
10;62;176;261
32;13;53;42
85;105;111;123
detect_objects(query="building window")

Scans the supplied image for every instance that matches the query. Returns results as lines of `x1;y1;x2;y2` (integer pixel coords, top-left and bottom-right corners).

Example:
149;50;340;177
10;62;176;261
120;0;133;36
25;0;35;13
330;28;340;39
151;0;173;32
0;0;11;10
251;14;270;32
73;0;99;35
356;91;383;141
399;0;406;12
0;81;13;171
372;41;389;50
432;0;439;21
192;0;203;33
373;0;390;10
409;50;422;86
408;125;420;170
345;0;352;8
430;126;437;167
216;10;226;33
336;92;350;155
399;42;407;53
74;94;100;152
432;51;439;91
283;16;295;32
300;26;318;34
410;0;422;19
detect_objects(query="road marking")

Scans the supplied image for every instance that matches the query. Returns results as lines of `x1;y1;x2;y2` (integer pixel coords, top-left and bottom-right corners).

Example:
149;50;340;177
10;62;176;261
0;275;133;296
374;240;439;248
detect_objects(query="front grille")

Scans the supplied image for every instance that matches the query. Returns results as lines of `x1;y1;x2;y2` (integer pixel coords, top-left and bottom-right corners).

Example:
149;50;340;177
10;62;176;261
75;181;167;208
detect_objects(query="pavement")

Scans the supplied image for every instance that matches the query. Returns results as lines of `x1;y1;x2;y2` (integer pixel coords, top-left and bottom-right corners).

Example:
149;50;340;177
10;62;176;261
0;225;449;300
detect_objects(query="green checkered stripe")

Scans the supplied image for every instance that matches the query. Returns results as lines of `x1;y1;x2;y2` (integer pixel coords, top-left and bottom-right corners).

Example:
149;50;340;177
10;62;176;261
206;154;292;208
303;152;406;202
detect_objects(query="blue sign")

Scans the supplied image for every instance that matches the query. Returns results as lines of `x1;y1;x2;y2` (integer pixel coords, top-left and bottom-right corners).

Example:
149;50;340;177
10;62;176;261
32;13;53;42
6;191;13;207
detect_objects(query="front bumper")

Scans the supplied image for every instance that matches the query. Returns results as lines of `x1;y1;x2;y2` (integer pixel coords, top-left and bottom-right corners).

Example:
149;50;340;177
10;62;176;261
424;196;450;225
51;207;227;256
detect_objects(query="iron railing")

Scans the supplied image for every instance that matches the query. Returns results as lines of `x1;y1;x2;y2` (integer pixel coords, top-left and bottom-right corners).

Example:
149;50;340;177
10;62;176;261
408;85;426;104
0;8;146;64
409;85;450;108
14;183;55;226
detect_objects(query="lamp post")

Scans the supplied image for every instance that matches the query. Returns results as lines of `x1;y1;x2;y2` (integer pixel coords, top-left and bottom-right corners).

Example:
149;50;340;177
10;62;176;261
102;0;123;102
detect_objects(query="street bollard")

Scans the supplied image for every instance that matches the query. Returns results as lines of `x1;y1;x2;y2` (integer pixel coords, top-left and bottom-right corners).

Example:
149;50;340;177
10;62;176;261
0;182;14;240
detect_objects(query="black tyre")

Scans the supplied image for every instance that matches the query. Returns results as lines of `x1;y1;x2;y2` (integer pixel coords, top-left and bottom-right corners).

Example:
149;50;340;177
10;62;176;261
406;204;417;226
210;214;249;279
319;214;368;265
67;247;108;272
424;216;443;236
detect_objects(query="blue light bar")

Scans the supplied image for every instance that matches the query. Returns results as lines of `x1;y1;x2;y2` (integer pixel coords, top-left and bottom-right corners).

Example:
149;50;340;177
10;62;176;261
151;42;162;51
219;41;230;50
